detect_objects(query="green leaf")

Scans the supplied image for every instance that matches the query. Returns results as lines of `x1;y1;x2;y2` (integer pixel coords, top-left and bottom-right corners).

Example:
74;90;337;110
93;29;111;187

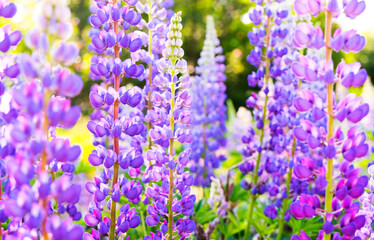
289;217;323;238
198;211;217;225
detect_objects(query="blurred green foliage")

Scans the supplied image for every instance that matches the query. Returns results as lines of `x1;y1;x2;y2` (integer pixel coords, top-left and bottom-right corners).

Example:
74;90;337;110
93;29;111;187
68;0;374;112
69;0;259;111
6;0;374;112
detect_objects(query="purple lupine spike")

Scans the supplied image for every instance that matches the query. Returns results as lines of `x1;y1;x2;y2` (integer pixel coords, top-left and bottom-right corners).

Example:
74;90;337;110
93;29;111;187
289;1;370;239
189;16;227;187
240;1;307;239
85;0;145;239
1;1;84;239
0;0;22;236
142;12;195;240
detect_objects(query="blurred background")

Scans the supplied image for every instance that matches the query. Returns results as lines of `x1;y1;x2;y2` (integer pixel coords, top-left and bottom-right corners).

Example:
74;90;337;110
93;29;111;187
6;0;374;110
3;0;374;164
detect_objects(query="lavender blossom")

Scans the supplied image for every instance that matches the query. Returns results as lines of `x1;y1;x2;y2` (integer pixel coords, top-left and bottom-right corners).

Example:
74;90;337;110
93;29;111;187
189;16;227;187
240;1;298;239
84;0;146;239
1;0;84;239
143;12;196;240
289;1;370;239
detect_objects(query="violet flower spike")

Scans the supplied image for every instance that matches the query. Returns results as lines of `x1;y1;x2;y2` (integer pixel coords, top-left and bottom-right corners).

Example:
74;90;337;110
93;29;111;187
1;1;84;239
289;0;369;239
135;0;174;151
190;16;227;187
143;12;196;240
0;1;22;237
242;0;298;239
85;0;145;239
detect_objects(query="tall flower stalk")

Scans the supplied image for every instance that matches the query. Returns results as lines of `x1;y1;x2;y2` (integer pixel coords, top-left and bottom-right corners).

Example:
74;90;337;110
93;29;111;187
190;15;227;187
135;0;174;150
0;1;21;237
147;1;154;150
143;11;196;240
242;0;292;238
85;0;145;239
244;3;272;237
1;0;84;239
323;8;334;240
289;0;369;239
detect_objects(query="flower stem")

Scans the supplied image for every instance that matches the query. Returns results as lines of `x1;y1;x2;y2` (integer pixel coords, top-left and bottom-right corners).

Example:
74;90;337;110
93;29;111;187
168;80;176;240
244;93;268;240
109;3;120;239
323;8;334;240
40;90;51;240
277;79;300;240
244;3;271;238
202;103;208;181
147;0;153;150
140;208;147;236
276;137;296;240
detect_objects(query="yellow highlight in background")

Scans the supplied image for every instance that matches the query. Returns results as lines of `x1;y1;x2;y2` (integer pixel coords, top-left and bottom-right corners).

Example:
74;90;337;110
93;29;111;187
56;116;96;176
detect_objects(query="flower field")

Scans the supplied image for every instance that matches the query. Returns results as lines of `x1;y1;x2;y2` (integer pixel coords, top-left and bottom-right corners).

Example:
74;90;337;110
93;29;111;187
0;0;374;239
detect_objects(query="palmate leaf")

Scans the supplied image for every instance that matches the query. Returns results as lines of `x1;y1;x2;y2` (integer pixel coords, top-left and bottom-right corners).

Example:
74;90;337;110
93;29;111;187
252;206;278;237
231;183;250;203
198;211;217;225
289;216;324;238
194;201;218;225
227;210;246;236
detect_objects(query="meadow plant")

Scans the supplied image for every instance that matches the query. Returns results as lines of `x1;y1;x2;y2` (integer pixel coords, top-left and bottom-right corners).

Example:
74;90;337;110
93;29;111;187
289;0;370;239
0;0;372;239
1;0;84;239
190;15;227;187
142;12;196;240
85;0;145;239
240;0;297;238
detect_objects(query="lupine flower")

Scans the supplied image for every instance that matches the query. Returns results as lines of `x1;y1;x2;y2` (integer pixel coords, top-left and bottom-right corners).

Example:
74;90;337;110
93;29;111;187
195;177;228;239
355;164;374;239
0;2;21;98
1;0;84;239
240;1;301;239
189;16;227;187
134;0;174;151
289;1;369;239
0;1;22;237
0;0;21;148
84;0;145;239
143;12;196;240
293;0;324;16
343;0;366;19
291;230;311;240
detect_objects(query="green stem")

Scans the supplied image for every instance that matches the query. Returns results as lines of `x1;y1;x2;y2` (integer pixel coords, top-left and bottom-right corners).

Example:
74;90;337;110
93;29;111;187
323;7;334;240
109;3;120;238
276;138;296;240
147;0;153;150
276;79;300;240
167;80;176;240
140;209;147;236
245;193;257;239
244;3;271;237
